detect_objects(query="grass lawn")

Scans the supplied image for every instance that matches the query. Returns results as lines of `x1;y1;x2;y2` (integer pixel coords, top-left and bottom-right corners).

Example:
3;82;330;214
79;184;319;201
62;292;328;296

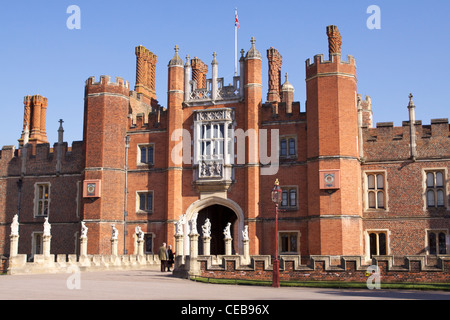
190;276;450;291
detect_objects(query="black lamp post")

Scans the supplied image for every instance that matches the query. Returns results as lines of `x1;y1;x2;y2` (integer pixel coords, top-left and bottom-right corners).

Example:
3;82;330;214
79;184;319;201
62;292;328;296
271;179;282;288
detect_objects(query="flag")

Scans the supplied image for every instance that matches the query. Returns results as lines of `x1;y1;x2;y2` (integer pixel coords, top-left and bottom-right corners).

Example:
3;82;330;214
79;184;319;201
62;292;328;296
235;10;239;29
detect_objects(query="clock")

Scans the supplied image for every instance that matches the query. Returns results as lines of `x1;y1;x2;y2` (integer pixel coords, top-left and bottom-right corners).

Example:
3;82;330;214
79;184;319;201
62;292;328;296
83;180;101;198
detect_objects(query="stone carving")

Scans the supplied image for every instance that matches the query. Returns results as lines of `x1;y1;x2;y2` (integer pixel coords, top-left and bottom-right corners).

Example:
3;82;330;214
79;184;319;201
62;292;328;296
202;218;211;238
189;213;198;235
43;217;51;236
111;224;118;240
135;226;144;241
80;221;88;238
223;222;232;239
326;25;342;56
199;161;223;179
242;225;249;241
11;214;19;236
195;109;233;122
175;214;186;236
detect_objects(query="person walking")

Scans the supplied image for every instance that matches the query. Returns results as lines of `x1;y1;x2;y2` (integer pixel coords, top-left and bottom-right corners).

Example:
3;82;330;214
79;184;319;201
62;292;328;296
167;245;174;272
158;242;168;272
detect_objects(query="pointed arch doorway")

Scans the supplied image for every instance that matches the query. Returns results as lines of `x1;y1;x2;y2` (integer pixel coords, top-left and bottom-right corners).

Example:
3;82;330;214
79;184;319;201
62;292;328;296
184;197;244;256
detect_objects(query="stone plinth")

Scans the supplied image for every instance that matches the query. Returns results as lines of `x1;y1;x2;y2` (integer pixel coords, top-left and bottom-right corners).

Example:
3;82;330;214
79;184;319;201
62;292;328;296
224;238;232;255
202;236;211;256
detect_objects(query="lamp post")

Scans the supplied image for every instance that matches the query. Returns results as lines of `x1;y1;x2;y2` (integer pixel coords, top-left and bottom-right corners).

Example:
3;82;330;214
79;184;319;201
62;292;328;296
271;179;282;288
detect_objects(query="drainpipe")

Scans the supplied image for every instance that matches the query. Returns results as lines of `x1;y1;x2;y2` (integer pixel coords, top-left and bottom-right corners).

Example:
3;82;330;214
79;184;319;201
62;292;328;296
124;135;130;254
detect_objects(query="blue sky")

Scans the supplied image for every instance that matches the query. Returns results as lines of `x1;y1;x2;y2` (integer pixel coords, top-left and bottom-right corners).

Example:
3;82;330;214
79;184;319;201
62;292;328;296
0;1;449;147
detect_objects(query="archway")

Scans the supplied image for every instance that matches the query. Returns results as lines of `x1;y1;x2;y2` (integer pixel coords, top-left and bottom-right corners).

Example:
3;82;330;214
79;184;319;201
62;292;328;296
183;197;244;255
197;205;237;255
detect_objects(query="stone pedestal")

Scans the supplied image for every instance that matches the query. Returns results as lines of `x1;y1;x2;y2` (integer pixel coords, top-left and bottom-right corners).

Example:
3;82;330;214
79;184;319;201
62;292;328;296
43;235;51;256
189;233;199;259
111;238;118;256
224;237;232;255
80;236;88;257
202;236;211;256
242;239;250;264
175;234;184;257
189;233;200;275
137;239;144;256
10;234;19;257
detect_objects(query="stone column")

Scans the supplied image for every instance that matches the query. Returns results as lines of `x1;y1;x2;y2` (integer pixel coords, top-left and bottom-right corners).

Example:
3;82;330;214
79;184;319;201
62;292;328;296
224;237;233;255
202;236;211;256
137;239;144;256
175;234;184;257
189;233;199;259
189;232;200;275
80;236;88;257
43;235;51;257
111;239;118;256
242;239;250;264
10;235;19;257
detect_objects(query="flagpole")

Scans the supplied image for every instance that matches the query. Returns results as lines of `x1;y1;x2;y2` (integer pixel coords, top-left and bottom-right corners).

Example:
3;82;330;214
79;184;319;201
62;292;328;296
234;8;238;77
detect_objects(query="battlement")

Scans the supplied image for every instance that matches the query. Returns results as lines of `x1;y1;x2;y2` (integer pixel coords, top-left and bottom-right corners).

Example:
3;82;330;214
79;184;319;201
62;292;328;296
128;90;167;129
363;118;450;161
0;140;84;176
306;53;357;69
85;75;130;89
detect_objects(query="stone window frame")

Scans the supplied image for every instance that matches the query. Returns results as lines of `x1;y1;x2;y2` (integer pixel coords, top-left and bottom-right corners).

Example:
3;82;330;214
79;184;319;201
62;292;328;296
136;190;154;214
137;143;155;166
364;229;390;260
279;230;300;254
33;182;51;218
280;185;298;211
425;229;449;255
363;170;388;212
279;134;297;159
422;168;448;210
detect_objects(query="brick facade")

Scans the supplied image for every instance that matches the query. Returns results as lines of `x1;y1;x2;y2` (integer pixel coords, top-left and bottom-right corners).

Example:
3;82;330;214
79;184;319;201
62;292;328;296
0;25;449;275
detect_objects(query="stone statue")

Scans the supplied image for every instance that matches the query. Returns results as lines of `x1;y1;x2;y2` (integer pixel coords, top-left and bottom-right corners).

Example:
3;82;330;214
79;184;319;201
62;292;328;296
135;226;144;241
223;222;232;239
189;219;198;235
43;217;51;236
11;214;19;236
202;218;211;238
175;214;186;236
80;221;88;238
111;224;118;240
242;225;249;241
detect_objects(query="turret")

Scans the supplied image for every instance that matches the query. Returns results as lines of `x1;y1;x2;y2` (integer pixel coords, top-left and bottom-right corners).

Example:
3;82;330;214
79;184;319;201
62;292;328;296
166;45;185;239
305;25;362;256
82;75;130;254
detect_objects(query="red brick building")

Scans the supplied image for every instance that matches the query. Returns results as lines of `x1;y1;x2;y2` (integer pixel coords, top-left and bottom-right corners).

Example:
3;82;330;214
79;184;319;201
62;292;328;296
0;25;449;264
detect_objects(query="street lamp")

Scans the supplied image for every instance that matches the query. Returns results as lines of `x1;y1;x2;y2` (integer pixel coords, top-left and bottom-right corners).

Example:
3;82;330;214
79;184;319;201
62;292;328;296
271;179;282;288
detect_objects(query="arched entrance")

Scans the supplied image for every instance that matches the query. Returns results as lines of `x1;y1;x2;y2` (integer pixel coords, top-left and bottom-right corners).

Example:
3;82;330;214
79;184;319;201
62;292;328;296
183;197;244;256
197;205;237;255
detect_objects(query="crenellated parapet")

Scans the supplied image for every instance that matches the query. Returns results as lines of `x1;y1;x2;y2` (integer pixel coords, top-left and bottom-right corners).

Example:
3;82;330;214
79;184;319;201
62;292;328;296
85;75;130;96
0;140;83;176
305;53;357;81
128;90;167;130
363;118;450;161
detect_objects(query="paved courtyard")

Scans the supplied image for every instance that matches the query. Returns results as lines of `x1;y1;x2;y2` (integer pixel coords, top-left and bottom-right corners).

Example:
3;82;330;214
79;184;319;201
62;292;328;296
1;268;450;301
